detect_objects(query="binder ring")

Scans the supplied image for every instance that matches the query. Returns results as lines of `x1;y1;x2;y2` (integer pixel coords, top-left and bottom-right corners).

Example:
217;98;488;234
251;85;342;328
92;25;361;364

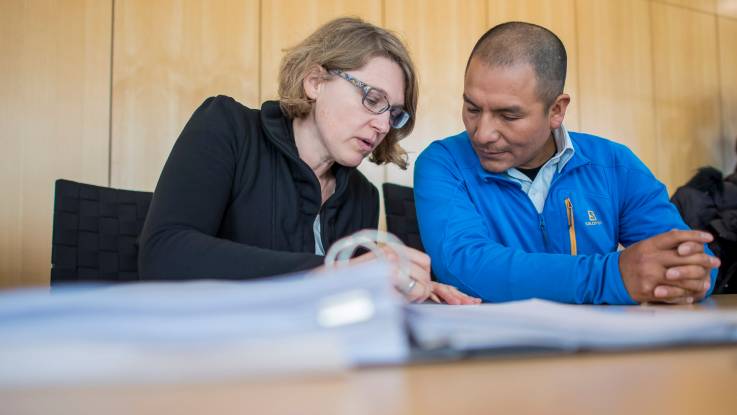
324;230;415;295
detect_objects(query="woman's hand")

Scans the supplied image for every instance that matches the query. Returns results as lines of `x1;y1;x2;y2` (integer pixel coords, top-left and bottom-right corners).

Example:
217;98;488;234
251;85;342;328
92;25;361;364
430;282;482;305
351;245;480;304
349;244;432;302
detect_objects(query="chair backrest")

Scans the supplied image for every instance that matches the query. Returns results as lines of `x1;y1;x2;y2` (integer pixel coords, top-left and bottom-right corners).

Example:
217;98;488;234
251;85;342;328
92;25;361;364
382;183;426;253
51;179;153;285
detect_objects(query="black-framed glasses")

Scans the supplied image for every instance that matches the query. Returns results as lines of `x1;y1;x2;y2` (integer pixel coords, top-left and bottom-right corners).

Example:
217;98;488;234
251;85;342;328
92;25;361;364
329;69;411;129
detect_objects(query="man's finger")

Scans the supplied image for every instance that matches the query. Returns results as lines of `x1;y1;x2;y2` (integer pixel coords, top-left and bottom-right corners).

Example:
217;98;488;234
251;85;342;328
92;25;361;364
652;284;690;301
662;274;710;292
660;295;696;305
665;264;711;281
659;251;720;269
677;241;706;256
652;229;713;250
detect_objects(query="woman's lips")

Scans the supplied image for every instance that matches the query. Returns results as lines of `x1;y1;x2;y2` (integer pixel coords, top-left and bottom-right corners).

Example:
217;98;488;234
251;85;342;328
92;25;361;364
356;137;375;152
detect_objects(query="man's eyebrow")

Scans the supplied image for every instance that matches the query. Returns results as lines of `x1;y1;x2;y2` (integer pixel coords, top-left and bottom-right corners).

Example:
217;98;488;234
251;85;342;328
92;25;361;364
463;95;523;113
497;105;523;113
462;94;479;108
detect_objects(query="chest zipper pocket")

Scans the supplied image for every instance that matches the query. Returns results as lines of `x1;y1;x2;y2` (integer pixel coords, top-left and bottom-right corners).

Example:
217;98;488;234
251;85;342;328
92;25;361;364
565;197;577;256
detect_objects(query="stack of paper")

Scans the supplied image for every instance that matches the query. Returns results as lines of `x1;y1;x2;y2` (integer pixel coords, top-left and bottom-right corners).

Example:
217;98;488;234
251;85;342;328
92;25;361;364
5;257;737;387
406;299;737;353
0;261;408;387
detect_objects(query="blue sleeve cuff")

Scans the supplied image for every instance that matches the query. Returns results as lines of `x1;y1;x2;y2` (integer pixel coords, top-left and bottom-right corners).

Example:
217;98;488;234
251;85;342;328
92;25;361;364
607;251;637;305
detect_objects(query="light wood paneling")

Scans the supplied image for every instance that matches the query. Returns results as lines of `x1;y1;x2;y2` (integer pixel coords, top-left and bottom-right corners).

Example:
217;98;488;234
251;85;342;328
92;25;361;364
487;0;581;132
260;0;385;197
719;0;737;17
0;0;112;288
651;2;722;193
576;0;658;171
3;0;736;288
656;0;717;14
259;0;382;101
719;16;737;171
384;0;487;186
111;0;259;191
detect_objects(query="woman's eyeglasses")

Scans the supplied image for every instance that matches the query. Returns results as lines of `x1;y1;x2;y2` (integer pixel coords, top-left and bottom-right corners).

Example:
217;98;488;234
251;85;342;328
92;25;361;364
329;69;411;129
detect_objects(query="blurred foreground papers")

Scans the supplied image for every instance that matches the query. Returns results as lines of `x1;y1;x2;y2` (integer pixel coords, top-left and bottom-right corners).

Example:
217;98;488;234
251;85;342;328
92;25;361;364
0;261;407;387
5;261;737;388
407;299;737;353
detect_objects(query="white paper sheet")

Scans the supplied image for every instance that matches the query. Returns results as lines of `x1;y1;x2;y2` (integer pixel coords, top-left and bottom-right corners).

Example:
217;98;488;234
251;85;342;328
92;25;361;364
406;299;737;352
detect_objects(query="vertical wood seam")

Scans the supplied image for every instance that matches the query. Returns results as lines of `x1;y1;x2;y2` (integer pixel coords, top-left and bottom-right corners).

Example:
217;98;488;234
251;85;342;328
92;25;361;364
648;0;661;181
258;0;262;104
107;0;115;187
572;0;582;130
715;16;727;170
650;0;718;16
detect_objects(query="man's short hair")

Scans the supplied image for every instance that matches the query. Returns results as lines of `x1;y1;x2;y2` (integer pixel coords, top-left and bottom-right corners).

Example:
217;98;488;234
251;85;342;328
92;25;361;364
467;21;567;108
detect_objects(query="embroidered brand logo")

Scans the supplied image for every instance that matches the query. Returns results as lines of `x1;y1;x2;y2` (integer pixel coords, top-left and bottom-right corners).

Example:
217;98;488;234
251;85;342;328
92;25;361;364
585;210;602;226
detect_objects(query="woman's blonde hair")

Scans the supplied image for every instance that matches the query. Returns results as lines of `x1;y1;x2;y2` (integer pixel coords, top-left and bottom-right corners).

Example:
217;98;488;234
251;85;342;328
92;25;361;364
278;17;417;169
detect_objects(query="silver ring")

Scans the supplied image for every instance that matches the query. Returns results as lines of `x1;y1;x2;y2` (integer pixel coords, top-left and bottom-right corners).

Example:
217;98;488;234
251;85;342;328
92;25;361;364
402;278;416;294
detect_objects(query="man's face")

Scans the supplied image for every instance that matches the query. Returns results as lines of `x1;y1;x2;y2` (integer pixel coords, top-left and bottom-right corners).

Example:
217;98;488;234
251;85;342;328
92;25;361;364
462;57;567;173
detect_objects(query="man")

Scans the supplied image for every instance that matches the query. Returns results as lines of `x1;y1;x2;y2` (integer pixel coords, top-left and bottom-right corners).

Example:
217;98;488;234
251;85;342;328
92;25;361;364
414;22;720;304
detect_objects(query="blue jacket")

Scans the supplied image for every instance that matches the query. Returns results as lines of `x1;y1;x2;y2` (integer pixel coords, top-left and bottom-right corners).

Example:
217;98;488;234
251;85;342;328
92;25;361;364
414;131;717;304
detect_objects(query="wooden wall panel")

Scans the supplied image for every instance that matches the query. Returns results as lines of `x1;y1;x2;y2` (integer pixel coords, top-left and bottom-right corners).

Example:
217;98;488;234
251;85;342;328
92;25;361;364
719;0;737;17
656;0;717;14
111;0;259;191
260;0;382;101
260;0;384;194
719;16;737;172
651;2;722;193
0;0;112;288
384;0;487;186
487;0;581;131
2;0;735;288
576;0;658;171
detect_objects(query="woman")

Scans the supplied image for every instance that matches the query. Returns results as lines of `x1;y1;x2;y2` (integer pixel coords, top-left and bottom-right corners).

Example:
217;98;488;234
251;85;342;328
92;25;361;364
138;17;478;304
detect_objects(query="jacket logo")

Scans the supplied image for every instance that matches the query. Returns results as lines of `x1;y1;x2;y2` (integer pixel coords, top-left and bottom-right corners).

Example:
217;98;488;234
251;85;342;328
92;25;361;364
585;210;602;226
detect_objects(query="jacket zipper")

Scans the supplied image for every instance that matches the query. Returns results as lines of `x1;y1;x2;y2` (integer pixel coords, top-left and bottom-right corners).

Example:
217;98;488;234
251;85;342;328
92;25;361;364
539;215;550;251
565;197;577;256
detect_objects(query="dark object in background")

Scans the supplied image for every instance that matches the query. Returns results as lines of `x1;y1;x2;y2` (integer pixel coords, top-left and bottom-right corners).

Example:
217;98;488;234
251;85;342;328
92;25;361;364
383;182;426;253
51;179;152;286
671;167;737;293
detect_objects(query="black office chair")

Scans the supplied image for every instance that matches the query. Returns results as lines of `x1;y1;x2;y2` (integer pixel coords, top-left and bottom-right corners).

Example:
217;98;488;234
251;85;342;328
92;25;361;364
382;182;426;253
51;179;153;285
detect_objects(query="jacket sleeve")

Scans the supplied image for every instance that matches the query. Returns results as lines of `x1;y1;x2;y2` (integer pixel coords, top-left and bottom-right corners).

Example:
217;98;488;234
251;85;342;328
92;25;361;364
138;96;324;280
615;147;717;296
414;142;633;304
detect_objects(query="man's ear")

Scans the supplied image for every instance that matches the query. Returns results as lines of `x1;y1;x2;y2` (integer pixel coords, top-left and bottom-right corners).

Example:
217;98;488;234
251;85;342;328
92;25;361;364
548;93;570;130
303;65;327;100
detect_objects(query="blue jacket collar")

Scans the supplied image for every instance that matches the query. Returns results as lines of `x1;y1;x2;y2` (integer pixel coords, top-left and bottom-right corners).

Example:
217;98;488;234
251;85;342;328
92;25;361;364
469;127;591;183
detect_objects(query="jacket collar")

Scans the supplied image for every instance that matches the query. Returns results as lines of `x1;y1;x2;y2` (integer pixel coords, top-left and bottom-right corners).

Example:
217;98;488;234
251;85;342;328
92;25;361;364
473;127;590;183
259;101;353;208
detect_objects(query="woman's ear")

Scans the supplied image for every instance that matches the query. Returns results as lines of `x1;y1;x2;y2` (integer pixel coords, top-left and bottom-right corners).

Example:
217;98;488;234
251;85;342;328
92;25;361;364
303;65;327;100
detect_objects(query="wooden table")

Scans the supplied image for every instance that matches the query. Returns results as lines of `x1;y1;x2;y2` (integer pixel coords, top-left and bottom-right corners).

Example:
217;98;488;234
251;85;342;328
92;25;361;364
5;296;737;415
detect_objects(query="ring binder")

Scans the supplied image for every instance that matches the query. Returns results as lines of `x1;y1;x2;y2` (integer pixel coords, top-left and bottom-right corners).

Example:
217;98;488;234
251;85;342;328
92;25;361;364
324;230;415;294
